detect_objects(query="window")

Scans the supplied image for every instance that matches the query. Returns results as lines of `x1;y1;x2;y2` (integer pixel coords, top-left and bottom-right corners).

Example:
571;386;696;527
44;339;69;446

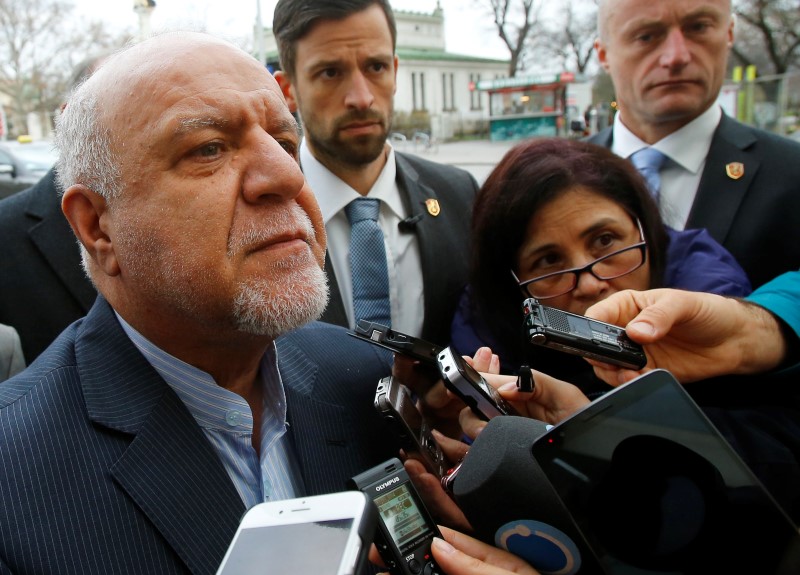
420;73;426;111
412;72;417;111
470;73;482;111
442;73;447;111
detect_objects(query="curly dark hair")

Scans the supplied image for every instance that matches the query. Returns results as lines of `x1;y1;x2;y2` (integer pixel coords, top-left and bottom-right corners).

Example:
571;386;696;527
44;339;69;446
468;137;668;367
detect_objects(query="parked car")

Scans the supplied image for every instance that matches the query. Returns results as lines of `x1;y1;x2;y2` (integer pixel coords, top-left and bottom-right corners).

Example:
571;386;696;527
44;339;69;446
0;140;57;200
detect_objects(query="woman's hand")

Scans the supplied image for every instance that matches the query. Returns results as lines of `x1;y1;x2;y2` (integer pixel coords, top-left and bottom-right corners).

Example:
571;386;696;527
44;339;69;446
369;526;541;575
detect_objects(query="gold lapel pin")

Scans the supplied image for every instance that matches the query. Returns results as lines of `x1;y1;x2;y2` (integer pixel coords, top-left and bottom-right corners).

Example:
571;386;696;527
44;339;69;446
425;198;441;217
725;162;744;180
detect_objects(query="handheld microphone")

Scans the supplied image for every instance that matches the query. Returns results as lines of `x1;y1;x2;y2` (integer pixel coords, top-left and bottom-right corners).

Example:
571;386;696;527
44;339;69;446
450;416;600;575
398;214;423;232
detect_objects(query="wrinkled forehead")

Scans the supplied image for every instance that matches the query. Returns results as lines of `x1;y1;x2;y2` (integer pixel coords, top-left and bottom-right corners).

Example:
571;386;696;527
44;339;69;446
598;0;732;38
86;39;293;138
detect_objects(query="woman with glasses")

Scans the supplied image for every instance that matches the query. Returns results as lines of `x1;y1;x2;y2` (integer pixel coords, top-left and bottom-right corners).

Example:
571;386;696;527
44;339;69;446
451;138;750;394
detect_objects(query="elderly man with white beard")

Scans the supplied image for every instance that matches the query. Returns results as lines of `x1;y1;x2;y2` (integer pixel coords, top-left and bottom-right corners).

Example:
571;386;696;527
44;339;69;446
0;31;543;575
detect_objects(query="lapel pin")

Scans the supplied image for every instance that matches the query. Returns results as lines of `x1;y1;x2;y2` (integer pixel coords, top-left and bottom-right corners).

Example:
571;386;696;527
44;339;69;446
425;198;441;217
725;162;744;180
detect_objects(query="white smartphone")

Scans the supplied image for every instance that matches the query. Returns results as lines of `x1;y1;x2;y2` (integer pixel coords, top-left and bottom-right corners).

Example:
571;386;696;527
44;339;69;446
216;491;376;575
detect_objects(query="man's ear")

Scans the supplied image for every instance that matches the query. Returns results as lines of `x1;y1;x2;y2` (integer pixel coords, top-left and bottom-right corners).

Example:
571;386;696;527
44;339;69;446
595;38;611;73
392;54;399;96
61;185;120;277
274;71;297;114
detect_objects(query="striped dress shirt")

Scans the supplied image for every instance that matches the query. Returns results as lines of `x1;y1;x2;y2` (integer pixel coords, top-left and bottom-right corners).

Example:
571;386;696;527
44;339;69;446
116;314;304;509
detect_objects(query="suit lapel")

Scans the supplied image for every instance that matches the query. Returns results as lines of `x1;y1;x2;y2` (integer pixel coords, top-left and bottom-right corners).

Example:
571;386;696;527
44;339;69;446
320;251;348;328
394;154;443;338
78;299;244;574
25;171;96;311
279;340;371;495
586;127;613;147
686;115;760;244
110;392;245;574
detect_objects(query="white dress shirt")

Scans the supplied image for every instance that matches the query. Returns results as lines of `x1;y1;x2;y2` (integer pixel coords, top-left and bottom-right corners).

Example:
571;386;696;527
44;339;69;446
302;140;425;336
612;105;722;230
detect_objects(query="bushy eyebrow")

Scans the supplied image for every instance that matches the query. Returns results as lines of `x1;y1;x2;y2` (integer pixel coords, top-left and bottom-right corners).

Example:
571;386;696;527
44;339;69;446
172;115;299;138
173;116;229;137
275;116;301;138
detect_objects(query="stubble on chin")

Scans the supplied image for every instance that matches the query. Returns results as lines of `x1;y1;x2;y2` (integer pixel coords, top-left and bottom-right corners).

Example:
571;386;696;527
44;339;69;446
228;206;329;336
306;111;392;169
232;259;329;337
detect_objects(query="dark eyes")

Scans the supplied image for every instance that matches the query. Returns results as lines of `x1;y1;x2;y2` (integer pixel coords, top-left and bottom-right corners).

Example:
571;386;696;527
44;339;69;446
634;20;714;44
321;68;338;79
595;233;615;248
195;143;223;157
318;62;388;79
278;139;298;158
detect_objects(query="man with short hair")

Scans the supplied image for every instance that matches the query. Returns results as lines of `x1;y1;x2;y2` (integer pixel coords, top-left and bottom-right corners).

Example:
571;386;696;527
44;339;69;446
589;0;800;288
273;0;478;345
0;32;541;575
0;32;392;574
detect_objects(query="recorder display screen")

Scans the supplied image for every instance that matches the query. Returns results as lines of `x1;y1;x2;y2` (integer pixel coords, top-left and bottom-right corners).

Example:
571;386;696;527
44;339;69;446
375;483;433;551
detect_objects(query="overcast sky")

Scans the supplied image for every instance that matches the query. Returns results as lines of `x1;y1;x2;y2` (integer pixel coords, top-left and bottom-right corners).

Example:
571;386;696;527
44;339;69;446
71;0;509;59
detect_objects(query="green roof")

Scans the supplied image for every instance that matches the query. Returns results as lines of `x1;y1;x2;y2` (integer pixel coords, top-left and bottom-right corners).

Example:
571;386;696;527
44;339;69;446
397;48;508;65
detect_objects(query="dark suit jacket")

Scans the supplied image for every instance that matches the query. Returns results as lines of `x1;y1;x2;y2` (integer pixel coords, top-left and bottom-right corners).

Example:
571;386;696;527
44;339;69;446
588;114;800;288
0;298;395;574
320;152;478;346
0;169;96;362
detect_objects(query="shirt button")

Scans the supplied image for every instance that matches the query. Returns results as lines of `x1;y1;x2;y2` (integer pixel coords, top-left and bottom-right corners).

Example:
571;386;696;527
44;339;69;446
225;410;242;427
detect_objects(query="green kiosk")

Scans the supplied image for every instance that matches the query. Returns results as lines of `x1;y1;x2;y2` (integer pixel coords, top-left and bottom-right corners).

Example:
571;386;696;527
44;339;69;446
474;72;575;141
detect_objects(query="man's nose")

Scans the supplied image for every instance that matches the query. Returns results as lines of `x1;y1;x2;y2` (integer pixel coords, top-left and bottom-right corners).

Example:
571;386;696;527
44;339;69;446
344;70;375;110
241;134;306;204
659;28;691;69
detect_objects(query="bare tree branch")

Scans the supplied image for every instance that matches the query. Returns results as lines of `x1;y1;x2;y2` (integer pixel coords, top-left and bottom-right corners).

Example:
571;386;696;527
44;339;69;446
733;0;800;74
476;0;545;77
0;0;129;137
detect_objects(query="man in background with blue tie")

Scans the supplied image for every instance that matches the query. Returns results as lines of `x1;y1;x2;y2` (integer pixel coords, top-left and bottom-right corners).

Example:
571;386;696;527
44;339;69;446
588;0;800;289
273;0;479;345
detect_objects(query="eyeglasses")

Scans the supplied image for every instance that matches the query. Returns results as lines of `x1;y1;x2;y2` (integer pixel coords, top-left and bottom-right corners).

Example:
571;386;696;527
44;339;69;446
512;219;647;300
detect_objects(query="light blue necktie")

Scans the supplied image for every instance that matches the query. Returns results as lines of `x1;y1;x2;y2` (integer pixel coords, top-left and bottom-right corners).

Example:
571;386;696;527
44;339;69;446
345;198;392;327
630;148;668;201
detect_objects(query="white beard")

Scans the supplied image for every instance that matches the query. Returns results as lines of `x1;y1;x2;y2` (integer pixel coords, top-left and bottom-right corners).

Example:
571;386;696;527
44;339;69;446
232;258;329;337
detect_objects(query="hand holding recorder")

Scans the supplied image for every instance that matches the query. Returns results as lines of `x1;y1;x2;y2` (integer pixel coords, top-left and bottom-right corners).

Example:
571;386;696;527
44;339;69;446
456;366;591;439
523;298;646;370
585;288;789;385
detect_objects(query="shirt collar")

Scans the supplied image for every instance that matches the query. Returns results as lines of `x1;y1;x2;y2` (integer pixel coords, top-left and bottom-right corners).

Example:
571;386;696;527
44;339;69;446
114;312;287;433
300;139;402;222
613;105;722;174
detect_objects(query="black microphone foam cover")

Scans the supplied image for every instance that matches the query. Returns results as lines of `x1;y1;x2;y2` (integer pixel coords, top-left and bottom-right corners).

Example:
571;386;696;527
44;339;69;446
452;416;601;574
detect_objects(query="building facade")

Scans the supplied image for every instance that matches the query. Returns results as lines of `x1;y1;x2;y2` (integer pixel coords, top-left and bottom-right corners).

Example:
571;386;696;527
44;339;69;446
392;5;508;139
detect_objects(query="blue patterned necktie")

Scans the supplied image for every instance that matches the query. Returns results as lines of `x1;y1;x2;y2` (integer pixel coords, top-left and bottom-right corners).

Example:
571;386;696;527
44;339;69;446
345;198;392;327
630;148;668;201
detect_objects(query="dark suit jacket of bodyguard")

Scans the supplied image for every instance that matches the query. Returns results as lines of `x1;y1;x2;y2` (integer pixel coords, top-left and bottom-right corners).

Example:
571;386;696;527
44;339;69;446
587;113;800;289
320;151;478;346
0;169;96;362
0;297;396;575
